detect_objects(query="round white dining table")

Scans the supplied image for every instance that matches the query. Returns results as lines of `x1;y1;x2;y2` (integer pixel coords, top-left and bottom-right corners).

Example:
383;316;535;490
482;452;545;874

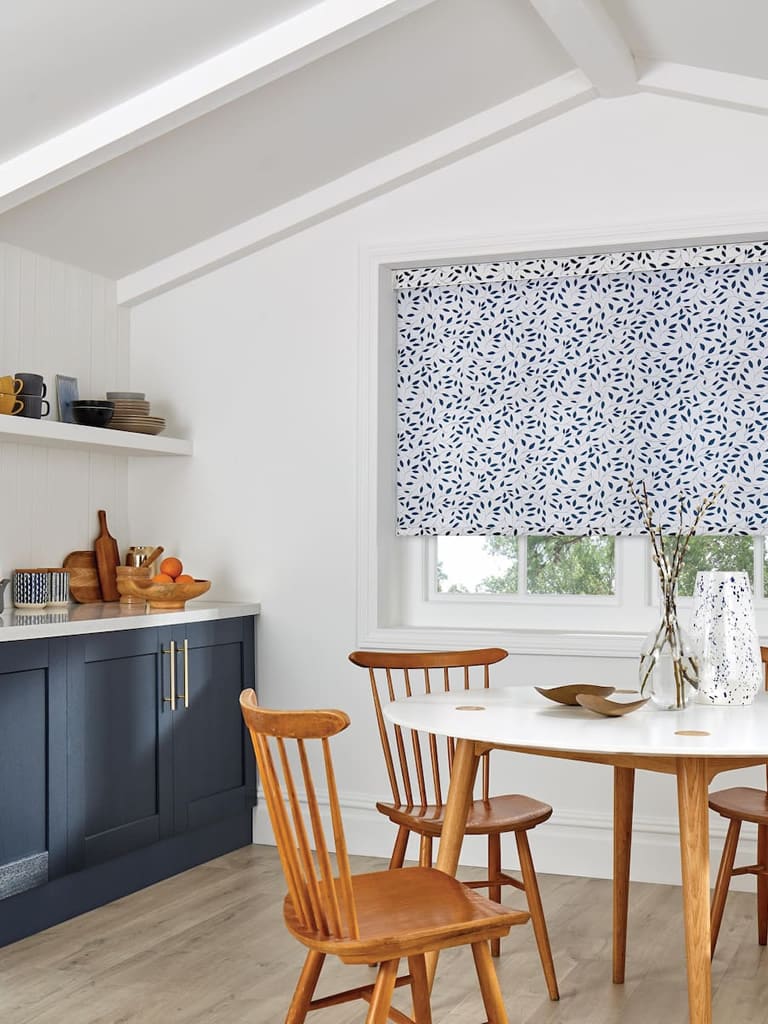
383;685;768;1024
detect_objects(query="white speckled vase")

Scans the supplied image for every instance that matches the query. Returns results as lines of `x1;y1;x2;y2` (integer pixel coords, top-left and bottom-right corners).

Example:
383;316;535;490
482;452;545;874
690;571;762;706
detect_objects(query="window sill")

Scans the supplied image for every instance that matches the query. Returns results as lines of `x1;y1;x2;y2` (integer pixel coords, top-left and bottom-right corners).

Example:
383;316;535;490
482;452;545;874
358;624;651;659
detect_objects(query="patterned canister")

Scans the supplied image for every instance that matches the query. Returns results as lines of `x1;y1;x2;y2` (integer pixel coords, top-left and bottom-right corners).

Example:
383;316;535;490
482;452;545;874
48;569;71;606
13;569;50;609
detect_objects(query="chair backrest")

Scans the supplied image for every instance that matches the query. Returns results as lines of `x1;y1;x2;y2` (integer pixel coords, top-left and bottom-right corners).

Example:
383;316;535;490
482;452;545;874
239;690;359;941
348;649;508;810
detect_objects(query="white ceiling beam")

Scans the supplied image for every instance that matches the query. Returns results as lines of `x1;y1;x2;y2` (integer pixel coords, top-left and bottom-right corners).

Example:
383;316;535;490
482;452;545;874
529;0;636;98
0;0;437;215
117;70;595;305
638;60;768;116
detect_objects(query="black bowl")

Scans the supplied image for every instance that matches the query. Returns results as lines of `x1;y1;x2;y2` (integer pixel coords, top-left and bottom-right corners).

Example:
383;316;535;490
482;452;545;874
72;402;114;427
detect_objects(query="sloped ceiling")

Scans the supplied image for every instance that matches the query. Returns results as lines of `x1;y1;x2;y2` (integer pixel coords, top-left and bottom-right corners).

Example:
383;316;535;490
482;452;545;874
0;0;766;298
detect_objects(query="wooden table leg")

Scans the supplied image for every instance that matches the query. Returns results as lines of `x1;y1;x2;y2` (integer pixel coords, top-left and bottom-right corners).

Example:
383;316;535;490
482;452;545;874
613;766;635;984
426;737;481;988
676;757;712;1024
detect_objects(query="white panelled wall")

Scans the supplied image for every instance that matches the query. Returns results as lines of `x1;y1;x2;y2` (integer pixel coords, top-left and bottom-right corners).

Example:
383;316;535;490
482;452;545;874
0;243;131;573
88;93;768;885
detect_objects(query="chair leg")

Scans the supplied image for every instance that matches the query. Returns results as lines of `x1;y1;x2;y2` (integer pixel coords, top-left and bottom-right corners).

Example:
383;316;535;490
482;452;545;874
471;940;509;1024
390;825;409;869
365;959;399;1024
488;833;502;957
710;818;741;958
758;824;768;946
408;954;433;1024
419;834;433;868
516;830;559;1001
285;950;325;1024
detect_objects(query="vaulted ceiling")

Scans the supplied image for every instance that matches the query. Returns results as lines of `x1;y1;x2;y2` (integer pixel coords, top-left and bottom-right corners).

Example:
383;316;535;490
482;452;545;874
1;0;766;300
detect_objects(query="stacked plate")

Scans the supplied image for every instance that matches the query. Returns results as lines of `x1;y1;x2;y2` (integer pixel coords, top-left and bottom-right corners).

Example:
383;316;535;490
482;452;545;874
105;392;166;435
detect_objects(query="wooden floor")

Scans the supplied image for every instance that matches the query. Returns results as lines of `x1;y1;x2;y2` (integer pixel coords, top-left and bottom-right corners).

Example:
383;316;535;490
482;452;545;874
2;845;768;1023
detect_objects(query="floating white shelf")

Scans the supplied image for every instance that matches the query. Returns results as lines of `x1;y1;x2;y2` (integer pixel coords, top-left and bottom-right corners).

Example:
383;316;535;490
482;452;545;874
0;415;192;457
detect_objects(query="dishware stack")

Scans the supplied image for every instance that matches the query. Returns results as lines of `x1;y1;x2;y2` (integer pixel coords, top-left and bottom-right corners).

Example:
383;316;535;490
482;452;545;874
105;392;166;435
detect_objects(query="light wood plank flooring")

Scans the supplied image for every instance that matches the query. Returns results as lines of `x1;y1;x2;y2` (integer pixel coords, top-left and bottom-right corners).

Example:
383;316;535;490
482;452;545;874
1;845;767;1023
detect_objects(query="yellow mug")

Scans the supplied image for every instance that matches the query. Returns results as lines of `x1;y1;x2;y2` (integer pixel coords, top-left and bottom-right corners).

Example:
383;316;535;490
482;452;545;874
0;391;23;415
0;375;22;396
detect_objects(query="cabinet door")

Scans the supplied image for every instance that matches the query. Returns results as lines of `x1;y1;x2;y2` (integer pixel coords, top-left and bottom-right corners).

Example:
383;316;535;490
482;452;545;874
0;639;66;897
169;618;256;834
67;629;173;870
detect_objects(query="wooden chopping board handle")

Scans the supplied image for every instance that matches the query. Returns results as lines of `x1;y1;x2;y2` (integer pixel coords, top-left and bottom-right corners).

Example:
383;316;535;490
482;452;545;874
95;509;121;602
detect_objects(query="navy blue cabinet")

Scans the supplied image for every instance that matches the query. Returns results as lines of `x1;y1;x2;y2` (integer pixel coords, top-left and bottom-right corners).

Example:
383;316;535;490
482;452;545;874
0;615;256;947
163;619;255;835
0;638;67;897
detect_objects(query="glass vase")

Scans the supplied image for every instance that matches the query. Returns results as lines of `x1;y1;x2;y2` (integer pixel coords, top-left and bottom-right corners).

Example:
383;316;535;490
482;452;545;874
639;601;700;710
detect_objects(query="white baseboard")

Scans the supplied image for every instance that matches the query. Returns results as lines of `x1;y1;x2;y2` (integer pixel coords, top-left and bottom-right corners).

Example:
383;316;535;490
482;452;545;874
251;790;760;893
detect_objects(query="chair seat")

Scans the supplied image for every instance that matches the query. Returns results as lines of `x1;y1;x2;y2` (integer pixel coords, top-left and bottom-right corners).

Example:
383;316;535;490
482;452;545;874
709;787;768;825
284;866;529;965
377;794;553;836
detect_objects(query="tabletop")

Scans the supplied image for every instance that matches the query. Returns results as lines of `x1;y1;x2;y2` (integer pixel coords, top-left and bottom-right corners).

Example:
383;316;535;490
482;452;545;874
383;685;768;758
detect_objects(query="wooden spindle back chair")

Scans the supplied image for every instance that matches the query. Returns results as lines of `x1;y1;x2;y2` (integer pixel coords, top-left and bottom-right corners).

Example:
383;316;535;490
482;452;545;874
240;689;529;1024
708;646;768;957
348;649;559;999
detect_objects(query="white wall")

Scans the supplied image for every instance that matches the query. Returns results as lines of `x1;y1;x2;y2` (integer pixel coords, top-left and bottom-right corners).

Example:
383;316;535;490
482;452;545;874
127;92;768;885
0;243;131;576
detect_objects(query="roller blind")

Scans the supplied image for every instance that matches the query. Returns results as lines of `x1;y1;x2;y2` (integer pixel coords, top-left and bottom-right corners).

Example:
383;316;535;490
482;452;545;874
395;242;768;535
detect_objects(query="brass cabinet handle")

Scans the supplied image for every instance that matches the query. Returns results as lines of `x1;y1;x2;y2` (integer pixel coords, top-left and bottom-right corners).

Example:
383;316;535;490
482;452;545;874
162;640;177;710
181;638;190;709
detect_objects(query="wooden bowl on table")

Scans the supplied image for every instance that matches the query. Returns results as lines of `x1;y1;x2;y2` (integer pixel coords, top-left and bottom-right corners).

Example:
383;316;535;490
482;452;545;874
119;577;211;610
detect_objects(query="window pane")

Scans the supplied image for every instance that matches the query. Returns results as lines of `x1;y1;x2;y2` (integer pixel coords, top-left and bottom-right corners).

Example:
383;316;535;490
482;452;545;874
436;537;517;594
526;537;615;595
662;536;754;597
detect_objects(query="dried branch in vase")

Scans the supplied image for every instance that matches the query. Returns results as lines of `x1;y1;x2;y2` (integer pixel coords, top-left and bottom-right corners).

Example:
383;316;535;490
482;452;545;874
628;481;724;709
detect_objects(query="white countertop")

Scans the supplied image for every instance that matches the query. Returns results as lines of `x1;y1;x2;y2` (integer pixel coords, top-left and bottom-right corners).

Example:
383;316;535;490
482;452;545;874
0;600;260;641
384;685;768;758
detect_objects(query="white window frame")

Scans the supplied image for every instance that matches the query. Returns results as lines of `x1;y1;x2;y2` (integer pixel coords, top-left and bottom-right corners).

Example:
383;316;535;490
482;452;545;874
355;217;768;658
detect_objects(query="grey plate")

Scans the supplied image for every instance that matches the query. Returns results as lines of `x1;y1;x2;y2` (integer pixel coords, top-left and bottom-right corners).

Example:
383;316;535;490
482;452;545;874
106;391;145;400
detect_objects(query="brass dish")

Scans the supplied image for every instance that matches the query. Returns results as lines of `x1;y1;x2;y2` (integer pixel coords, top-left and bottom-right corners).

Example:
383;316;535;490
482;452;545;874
535;684;616;706
575;693;649;717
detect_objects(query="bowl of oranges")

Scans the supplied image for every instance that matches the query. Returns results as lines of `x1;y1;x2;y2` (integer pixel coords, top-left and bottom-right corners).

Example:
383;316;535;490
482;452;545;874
119;556;211;610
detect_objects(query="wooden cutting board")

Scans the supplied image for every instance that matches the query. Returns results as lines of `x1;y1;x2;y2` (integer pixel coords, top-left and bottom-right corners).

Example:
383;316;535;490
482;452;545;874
63;551;102;603
94;510;120;602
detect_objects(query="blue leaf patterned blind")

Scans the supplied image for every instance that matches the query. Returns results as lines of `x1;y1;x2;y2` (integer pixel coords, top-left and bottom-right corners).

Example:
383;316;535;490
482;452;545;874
395;243;768;535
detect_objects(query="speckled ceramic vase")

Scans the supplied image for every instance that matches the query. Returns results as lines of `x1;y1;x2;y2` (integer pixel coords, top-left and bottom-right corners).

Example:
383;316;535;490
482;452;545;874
691;571;762;706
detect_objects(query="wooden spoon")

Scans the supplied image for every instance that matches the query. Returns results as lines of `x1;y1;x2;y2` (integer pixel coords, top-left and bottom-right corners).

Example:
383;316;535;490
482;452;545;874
140;546;164;569
535;684;616;706
575;693;649;717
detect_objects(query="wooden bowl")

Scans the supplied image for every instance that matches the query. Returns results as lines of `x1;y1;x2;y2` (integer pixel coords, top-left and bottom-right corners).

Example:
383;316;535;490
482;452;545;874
575;694;649;717
115;565;151;605
535;684;616;706
118;577;211;610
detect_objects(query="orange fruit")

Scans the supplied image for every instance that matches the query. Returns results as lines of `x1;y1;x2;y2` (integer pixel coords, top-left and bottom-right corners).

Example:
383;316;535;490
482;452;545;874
175;574;195;584
152;572;174;583
160;557;183;579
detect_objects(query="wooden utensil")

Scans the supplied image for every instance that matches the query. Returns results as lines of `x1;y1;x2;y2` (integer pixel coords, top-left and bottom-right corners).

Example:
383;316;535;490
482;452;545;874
140;546;164;569
575;693;649;717
535;684;616;706
63;551;102;603
94;510;120;602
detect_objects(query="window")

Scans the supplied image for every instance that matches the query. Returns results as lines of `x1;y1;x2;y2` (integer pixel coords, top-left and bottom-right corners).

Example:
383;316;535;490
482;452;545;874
435;535;762;603
358;232;768;654
437;536;615;595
